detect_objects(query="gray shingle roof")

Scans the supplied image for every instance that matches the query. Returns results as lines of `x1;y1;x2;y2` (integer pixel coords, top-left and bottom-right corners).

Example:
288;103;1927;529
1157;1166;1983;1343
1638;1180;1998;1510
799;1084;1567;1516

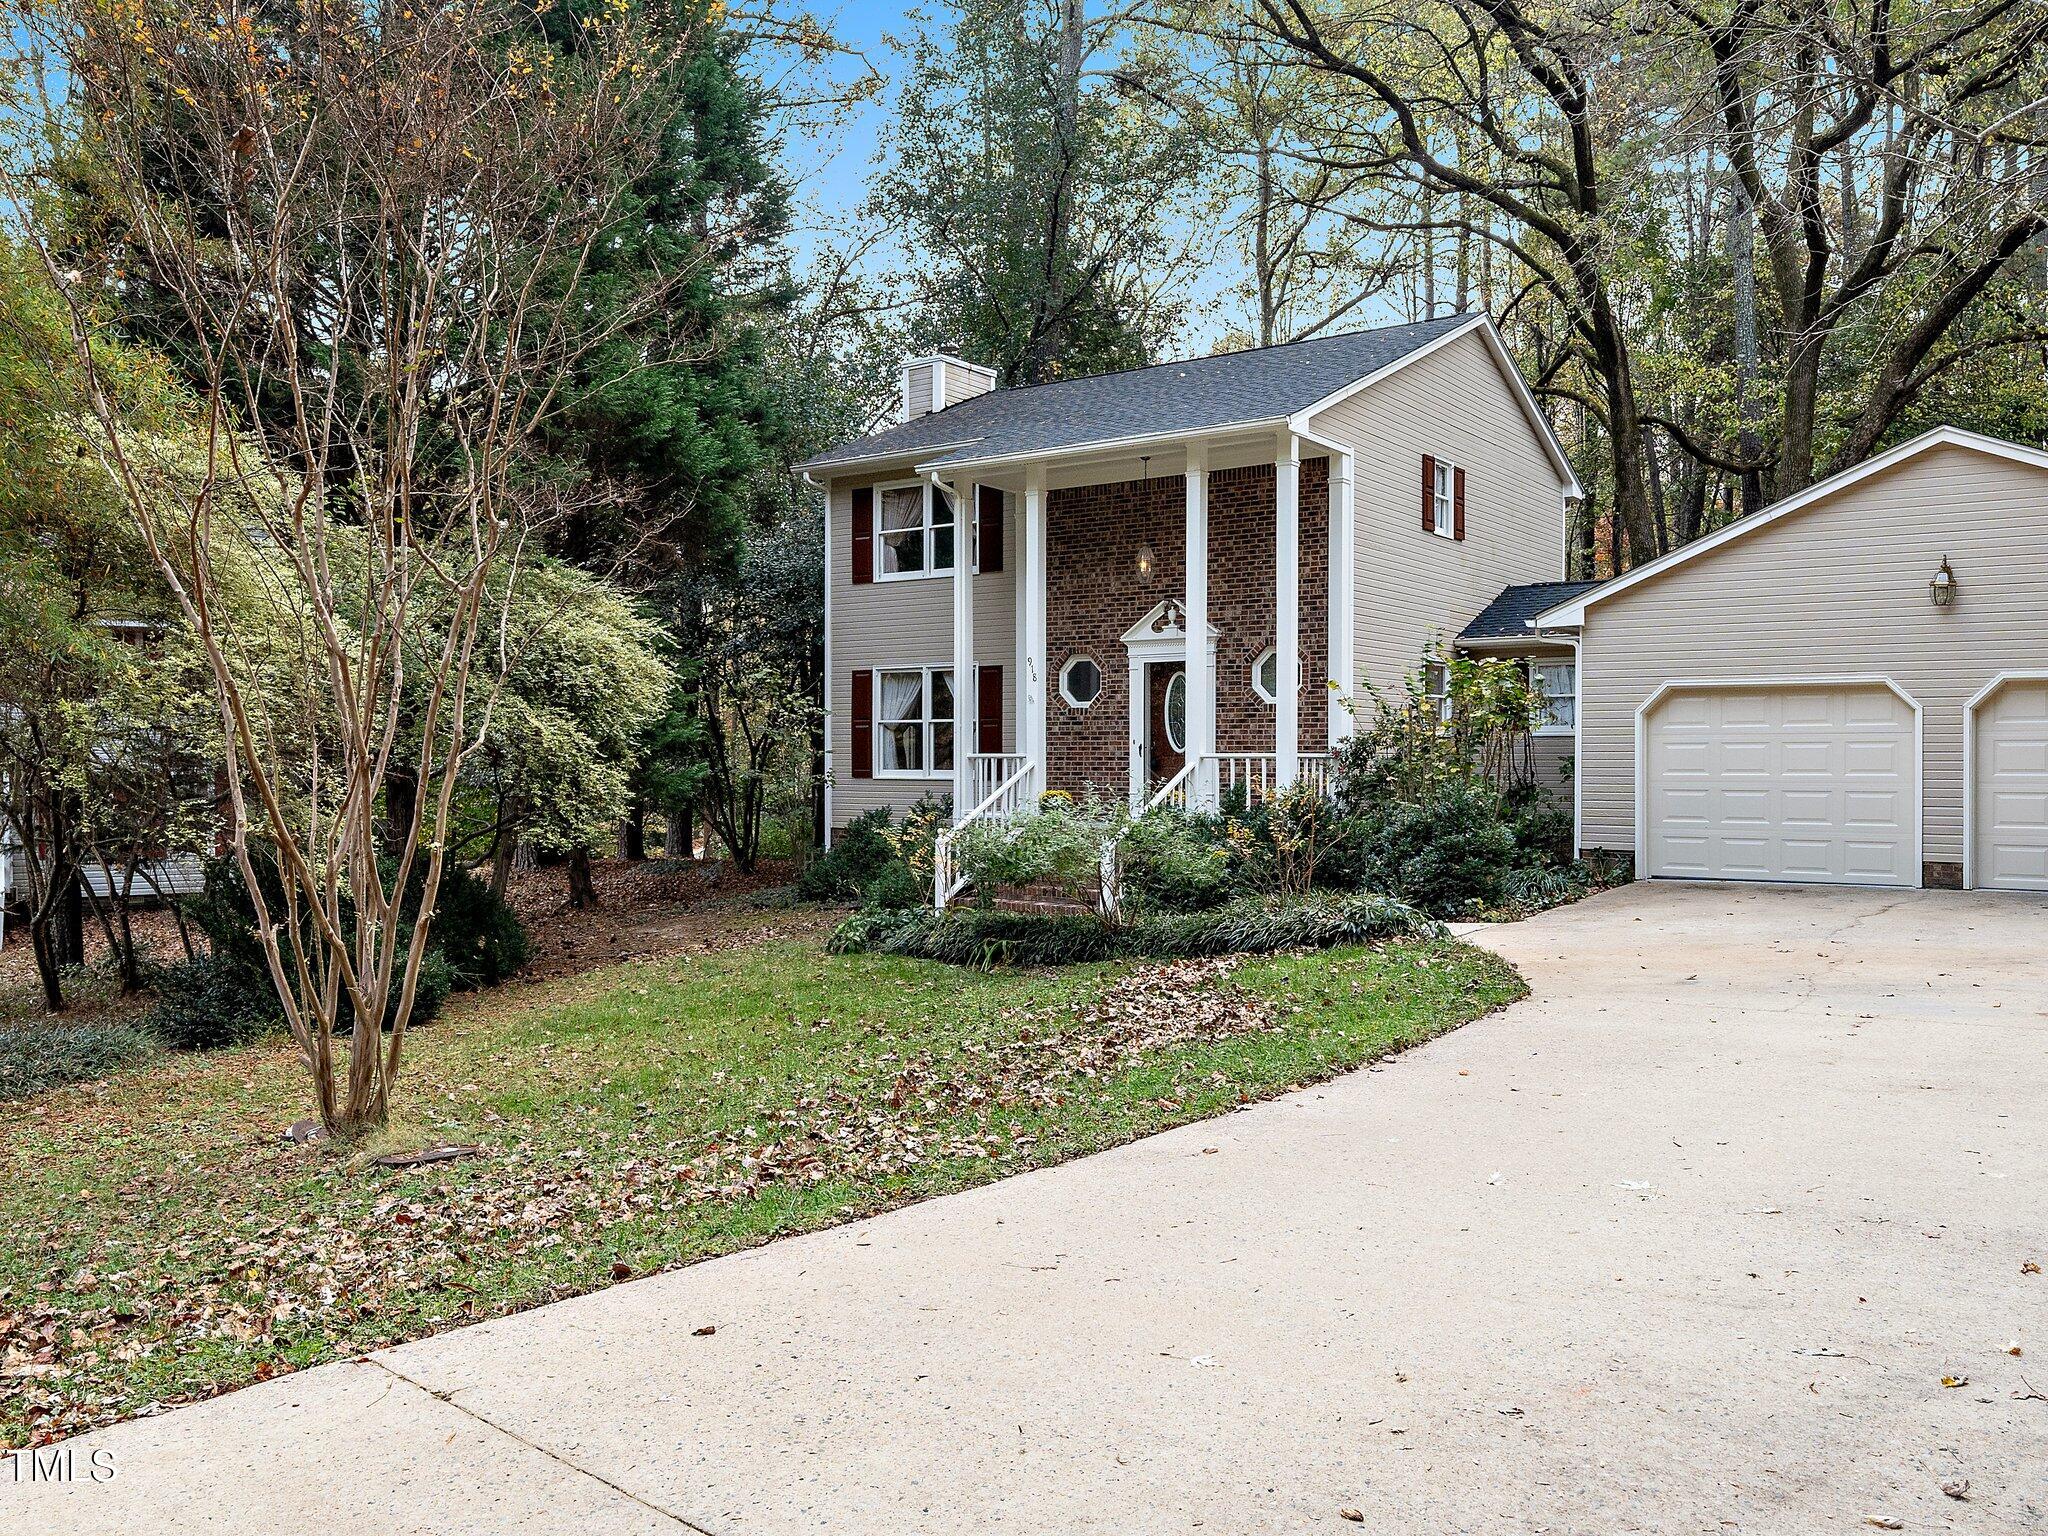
797;314;1478;473
1459;581;1603;643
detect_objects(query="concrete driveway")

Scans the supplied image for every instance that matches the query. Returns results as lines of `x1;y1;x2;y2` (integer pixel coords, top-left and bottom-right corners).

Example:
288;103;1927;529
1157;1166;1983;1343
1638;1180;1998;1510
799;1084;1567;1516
8;882;2045;1535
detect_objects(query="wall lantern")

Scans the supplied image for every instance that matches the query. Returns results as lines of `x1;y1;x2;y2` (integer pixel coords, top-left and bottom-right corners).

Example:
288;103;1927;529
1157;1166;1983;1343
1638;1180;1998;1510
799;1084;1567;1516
1929;556;1957;608
1134;453;1158;584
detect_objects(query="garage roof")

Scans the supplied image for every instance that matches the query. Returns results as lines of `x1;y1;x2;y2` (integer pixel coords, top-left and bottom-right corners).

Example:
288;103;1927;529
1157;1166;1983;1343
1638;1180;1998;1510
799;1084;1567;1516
1531;426;2048;628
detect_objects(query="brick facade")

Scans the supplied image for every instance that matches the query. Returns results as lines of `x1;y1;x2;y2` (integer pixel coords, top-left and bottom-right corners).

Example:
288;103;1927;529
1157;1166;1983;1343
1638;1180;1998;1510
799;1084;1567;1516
1045;459;1330;798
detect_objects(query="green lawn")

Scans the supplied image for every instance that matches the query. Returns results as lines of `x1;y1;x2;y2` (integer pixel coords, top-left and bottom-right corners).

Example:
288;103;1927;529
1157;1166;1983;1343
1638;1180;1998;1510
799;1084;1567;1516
0;933;1524;1446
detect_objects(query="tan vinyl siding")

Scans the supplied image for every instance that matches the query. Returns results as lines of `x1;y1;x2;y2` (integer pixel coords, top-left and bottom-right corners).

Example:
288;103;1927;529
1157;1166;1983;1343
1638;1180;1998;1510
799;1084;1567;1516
1530;728;1575;797
1306;327;1569;704
904;363;935;417
826;474;1018;825
1576;442;2048;866
941;364;992;409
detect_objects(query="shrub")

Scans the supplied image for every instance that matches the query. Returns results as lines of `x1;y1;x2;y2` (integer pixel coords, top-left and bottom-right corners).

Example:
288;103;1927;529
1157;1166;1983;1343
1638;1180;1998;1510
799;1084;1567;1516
860;859;924;912
425;863;529;989
1352;781;1518;916
950;793;1122;904
1508;797;1574;869
149;957;280;1050
1491;864;1592;917
154;850;487;1048
832;905;1124;967
1117;808;1232;913
828;891;1436;967
797;808;897;901
0;1020;155;1100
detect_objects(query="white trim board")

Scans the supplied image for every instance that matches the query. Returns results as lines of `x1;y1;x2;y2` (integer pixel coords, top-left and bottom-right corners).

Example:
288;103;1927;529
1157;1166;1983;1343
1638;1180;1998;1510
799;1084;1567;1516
1291;313;1583;498
1534;426;2048;629
1631;674;1925;890
1962;670;2048;891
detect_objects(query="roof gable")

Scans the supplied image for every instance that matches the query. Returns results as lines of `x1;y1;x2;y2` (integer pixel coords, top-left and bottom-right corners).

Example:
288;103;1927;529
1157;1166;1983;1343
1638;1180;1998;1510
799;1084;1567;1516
1532;426;2048;628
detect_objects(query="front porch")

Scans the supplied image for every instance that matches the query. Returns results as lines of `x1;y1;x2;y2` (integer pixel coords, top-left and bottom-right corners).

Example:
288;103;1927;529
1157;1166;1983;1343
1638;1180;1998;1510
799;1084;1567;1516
939;429;1356;820
934;429;1355;908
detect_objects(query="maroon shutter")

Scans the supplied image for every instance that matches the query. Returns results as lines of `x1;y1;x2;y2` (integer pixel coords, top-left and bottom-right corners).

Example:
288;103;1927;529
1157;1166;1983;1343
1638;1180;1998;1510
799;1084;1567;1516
977;665;1003;754
1421;454;1436;533
1453;466;1467;541
851;486;874;584
850;670;874;779
976;485;1005;573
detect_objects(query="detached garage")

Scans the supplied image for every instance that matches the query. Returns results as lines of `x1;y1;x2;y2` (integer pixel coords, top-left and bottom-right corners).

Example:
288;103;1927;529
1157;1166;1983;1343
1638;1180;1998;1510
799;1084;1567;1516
1535;427;2048;892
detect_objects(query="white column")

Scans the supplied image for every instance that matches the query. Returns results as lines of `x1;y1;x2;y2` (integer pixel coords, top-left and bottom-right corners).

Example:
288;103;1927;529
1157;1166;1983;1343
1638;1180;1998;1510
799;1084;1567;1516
1024;465;1049;798
1275;435;1300;786
1327;449;1355;745
951;477;975;820
1184;443;1212;809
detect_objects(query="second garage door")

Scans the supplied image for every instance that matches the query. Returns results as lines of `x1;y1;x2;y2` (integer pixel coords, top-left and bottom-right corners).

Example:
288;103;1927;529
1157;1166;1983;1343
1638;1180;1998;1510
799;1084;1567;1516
1644;683;1918;886
1971;677;2048;891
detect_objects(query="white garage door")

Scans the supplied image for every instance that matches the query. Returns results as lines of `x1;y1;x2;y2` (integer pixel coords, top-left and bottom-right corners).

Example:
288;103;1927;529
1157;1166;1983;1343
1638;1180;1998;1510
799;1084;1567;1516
1972;678;2048;891
1644;684;1917;886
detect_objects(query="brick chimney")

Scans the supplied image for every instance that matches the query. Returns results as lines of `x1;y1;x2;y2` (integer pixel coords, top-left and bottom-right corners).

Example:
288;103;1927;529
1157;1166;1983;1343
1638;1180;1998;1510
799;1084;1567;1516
902;353;997;420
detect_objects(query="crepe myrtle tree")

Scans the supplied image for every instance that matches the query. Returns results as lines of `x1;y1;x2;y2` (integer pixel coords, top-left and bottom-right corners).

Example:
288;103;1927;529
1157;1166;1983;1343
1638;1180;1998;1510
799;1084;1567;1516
2;0;705;1135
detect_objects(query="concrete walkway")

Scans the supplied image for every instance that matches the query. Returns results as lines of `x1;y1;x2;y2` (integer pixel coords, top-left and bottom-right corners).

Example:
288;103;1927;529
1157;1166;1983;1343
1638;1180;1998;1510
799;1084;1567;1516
8;883;2045;1534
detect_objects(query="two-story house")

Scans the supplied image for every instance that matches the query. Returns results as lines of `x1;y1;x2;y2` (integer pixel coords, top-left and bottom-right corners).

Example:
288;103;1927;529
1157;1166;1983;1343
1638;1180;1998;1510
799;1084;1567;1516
798;312;1584;848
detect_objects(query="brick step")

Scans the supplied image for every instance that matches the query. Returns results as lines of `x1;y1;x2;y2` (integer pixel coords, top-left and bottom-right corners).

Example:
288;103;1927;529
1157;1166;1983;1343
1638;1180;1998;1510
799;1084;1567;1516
990;896;1100;917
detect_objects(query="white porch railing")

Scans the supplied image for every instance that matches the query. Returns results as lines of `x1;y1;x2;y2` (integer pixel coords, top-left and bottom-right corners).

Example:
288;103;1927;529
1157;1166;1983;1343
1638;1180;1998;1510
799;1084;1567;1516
1146;753;1332;813
967;752;1031;811
933;755;1037;910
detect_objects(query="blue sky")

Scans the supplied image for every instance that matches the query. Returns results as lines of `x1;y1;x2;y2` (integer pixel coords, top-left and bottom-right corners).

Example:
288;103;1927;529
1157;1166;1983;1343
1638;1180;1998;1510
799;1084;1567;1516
772;1;910;267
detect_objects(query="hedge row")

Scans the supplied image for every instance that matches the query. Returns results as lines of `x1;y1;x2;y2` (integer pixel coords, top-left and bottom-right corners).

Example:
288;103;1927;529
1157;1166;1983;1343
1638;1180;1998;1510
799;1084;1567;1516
828;891;1439;968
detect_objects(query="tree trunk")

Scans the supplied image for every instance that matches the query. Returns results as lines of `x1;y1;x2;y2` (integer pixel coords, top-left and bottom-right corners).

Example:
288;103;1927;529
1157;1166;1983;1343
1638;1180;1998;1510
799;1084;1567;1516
666;801;695;860
619;804;646;862
1724;181;1765;515
383;761;419;859
489;832;517;898
566;847;598;909
54;861;84;968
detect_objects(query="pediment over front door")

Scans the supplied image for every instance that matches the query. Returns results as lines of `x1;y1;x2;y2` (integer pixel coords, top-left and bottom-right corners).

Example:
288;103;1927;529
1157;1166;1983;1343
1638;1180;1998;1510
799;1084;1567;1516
1120;598;1218;650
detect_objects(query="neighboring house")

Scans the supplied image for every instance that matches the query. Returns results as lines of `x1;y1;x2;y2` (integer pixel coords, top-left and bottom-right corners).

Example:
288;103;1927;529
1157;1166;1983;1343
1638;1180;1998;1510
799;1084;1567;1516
798;314;1584;861
1532;426;2048;893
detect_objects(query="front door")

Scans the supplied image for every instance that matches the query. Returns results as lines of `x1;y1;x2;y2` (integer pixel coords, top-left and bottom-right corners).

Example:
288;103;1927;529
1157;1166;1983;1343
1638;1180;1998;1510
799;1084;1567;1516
1146;663;1187;785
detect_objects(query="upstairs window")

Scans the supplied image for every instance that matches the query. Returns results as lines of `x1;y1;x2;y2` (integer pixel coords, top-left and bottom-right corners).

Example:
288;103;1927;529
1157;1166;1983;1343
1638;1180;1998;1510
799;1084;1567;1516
1532;660;1576;734
1430;459;1456;537
878;482;955;579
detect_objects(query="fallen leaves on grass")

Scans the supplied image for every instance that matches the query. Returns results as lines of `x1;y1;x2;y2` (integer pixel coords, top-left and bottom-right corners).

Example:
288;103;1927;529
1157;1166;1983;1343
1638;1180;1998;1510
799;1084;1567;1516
4;956;1277;1445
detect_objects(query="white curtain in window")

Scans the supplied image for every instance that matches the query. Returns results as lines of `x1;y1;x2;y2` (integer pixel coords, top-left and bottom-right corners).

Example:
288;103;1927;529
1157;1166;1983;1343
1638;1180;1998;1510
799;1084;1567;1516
879;486;925;574
931;669;955;771
879;671;925;771
1534;662;1576;729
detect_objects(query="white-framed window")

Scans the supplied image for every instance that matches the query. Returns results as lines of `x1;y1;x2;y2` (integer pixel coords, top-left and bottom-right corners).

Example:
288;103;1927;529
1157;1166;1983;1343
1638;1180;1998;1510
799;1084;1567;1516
1531;659;1576;734
1422;660;1452;722
876;667;955;775
1251;647;1302;705
877;481;956;580
1430;459;1457;538
1163;671;1187;753
1059;655;1102;709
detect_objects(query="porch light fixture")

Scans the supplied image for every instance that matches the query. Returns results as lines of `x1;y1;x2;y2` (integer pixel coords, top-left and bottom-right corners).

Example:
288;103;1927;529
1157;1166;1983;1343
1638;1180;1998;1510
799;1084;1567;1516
1929;556;1956;608
1134;455;1157;583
